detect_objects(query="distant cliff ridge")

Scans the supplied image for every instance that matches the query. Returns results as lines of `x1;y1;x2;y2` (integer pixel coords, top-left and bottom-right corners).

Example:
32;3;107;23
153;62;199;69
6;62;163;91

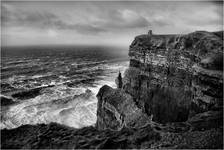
1;30;223;149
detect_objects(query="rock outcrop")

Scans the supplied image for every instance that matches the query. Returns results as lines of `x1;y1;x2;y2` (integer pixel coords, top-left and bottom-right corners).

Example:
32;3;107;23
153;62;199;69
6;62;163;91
2;120;223;149
1;114;222;149
96;31;223;127
96;85;150;130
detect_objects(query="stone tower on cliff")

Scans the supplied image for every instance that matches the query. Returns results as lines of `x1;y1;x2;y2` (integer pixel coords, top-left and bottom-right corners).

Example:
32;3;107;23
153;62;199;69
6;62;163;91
148;30;153;36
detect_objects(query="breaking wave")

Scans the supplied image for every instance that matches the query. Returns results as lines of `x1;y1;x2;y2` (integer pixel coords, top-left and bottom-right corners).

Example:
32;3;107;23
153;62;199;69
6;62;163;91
1;47;128;129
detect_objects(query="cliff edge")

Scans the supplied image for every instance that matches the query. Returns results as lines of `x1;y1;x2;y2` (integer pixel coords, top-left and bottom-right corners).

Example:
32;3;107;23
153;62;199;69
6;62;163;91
1;30;223;149
126;31;223;122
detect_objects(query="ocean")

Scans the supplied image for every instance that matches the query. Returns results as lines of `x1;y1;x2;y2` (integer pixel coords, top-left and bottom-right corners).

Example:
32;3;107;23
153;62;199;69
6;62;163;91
0;45;129;129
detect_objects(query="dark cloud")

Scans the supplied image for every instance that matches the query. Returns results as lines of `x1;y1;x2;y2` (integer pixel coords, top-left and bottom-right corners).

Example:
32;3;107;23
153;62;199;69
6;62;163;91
2;4;56;27
72;24;106;34
1;4;106;34
213;1;223;19
184;17;222;26
210;0;223;5
1;3;150;33
151;20;170;27
56;21;106;34
97;9;150;29
1;1;222;46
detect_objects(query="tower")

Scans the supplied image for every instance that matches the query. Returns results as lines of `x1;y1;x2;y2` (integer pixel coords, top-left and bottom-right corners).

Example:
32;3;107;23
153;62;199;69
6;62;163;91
148;30;152;36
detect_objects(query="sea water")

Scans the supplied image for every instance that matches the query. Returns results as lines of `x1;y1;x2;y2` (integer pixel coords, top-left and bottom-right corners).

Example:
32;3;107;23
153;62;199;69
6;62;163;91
0;45;128;129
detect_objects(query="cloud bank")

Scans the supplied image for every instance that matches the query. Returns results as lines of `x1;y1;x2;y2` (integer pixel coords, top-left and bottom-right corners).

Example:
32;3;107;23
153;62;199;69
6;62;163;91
1;1;223;46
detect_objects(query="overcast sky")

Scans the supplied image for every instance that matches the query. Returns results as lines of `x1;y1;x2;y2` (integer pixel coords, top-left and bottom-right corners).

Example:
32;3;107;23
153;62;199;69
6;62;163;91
1;1;223;47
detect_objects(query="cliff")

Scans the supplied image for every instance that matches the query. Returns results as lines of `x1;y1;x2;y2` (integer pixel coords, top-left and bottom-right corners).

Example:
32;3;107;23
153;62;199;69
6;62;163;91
96;31;223;128
96;85;150;130
94;30;223;147
122;31;223;123
1;30;223;149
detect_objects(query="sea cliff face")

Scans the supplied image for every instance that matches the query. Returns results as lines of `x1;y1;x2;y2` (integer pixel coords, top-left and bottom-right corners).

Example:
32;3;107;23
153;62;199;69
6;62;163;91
96;30;223;128
122;31;223;123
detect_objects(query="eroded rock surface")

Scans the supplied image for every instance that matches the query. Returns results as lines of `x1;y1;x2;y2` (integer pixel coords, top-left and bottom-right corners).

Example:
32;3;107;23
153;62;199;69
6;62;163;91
1;120;222;149
123;30;223;123
96;85;150;130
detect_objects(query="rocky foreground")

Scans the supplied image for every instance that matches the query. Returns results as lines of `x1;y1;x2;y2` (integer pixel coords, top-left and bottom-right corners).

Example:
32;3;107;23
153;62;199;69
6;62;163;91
1;30;223;149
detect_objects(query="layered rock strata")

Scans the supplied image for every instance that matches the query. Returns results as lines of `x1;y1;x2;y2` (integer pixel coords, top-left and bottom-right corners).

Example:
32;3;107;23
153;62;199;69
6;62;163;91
97;30;223;126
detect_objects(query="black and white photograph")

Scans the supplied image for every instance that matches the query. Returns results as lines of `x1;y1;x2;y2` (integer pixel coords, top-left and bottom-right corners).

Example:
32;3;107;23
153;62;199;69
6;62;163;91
1;0;223;149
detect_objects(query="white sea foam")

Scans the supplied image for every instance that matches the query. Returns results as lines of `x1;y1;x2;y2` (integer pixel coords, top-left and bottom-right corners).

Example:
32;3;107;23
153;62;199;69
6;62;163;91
1;86;97;129
1;60;128;129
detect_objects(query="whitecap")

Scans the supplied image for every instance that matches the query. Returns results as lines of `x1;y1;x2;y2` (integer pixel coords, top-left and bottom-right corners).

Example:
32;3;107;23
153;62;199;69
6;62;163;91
0;85;97;129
